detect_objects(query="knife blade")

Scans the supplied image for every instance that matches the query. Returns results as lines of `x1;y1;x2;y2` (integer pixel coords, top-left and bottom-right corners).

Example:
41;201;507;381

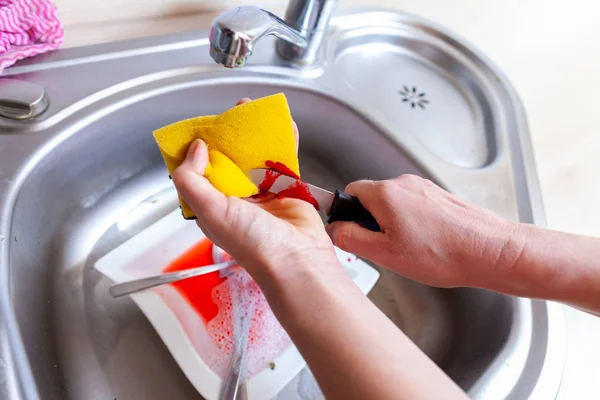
248;169;380;232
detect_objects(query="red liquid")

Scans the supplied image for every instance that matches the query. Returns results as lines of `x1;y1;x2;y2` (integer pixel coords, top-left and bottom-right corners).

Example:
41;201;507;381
265;160;300;179
257;160;320;210
278;181;320;210
161;238;293;377
257;169;280;192
162;239;225;323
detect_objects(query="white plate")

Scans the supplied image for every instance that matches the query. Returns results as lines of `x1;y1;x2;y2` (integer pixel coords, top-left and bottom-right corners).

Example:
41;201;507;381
95;209;380;400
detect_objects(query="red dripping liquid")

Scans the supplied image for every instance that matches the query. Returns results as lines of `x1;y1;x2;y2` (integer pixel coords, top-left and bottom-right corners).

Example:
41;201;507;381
278;181;320;210
265;160;300;179
254;160;320;210
162;238;225;323
257;169;280;192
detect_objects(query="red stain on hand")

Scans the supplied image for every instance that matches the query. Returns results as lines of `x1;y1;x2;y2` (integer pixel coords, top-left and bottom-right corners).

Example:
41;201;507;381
163;239;225;323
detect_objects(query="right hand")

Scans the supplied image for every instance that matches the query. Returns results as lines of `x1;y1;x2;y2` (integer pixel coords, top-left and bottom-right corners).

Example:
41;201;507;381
326;175;527;289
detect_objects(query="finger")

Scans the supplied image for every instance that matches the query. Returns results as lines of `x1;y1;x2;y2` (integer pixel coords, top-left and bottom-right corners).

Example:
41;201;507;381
244;192;278;203
344;179;385;212
344;179;375;197
236;97;252;106
172;139;229;228
292;120;299;152
195;221;216;242
325;221;386;258
254;196;320;221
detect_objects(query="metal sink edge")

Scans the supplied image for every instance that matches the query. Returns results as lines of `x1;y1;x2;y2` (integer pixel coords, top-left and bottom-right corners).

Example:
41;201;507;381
0;8;565;400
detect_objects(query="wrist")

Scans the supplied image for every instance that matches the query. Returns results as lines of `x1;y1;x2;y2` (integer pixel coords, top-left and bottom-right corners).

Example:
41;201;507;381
465;219;532;293
252;245;356;297
499;227;600;310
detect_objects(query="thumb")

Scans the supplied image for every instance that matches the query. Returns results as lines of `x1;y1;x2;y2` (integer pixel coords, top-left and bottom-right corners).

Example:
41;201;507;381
172;139;230;228
172;139;276;255
326;221;386;259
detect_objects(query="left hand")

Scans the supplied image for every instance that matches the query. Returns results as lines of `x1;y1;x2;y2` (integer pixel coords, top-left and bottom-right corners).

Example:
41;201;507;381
171;100;343;283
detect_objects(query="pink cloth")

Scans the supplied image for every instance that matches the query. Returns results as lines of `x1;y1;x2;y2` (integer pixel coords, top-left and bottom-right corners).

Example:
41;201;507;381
0;0;63;73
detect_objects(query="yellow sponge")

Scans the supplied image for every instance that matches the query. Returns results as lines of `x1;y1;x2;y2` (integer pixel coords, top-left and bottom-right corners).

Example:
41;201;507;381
153;93;299;219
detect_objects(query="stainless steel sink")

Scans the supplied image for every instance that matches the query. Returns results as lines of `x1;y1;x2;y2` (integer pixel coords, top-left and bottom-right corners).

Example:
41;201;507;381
0;9;565;400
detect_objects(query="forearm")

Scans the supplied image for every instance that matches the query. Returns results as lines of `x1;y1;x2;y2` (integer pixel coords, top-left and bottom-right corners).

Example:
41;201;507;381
253;254;467;400
480;223;600;314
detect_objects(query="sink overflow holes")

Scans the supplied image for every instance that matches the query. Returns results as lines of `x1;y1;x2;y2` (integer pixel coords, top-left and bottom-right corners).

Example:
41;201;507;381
399;86;429;109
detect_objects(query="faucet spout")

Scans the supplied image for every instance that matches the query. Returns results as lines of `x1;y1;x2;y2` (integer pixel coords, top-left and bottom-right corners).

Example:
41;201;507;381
209;1;336;68
209;6;308;68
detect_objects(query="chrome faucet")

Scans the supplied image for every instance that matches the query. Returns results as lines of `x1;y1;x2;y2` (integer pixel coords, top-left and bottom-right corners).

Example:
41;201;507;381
209;0;337;68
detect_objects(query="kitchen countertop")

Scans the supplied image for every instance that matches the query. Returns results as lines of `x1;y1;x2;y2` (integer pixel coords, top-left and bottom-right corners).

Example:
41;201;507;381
50;0;600;398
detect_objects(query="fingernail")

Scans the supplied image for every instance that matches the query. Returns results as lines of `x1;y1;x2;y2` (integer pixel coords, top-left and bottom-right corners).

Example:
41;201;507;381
186;139;207;172
236;98;252;106
186;139;200;159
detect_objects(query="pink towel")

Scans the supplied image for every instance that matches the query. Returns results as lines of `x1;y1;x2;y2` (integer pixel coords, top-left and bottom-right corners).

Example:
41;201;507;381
0;0;63;73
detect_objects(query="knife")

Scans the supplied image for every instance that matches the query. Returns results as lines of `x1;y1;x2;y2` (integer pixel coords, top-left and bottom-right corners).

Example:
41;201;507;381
248;169;381;232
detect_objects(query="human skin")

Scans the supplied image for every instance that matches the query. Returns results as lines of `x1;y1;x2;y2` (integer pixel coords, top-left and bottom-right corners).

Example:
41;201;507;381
171;101;468;399
172;96;600;398
326;177;600;316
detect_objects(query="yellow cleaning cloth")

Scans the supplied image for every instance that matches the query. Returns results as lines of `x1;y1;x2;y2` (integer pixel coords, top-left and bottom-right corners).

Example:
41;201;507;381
153;93;299;219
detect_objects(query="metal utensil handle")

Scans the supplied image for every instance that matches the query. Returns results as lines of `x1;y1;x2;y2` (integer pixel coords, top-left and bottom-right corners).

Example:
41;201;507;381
222;274;252;400
221;341;246;400
109;260;237;298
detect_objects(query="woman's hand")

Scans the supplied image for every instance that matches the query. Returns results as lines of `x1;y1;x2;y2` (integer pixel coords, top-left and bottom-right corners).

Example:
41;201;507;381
326;175;600;316
326;175;526;289
171;99;343;285
171;100;469;400
172;139;341;280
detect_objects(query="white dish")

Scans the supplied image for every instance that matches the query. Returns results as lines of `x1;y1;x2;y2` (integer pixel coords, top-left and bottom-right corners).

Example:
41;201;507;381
95;209;380;400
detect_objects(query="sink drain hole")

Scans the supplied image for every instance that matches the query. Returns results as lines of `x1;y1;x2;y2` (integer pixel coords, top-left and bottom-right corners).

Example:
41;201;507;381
399;86;429;109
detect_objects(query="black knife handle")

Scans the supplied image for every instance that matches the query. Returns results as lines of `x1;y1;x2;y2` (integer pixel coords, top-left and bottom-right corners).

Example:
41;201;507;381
327;190;381;232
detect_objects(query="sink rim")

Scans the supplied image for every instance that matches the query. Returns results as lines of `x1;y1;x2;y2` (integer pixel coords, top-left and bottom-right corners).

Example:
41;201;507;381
0;7;566;400
0;77;566;400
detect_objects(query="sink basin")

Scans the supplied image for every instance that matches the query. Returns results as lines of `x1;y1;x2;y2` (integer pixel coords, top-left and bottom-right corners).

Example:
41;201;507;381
0;9;564;400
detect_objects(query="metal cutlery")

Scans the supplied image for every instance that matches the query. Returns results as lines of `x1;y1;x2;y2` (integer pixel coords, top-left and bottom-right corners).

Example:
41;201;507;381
248;168;380;231
108;260;236;298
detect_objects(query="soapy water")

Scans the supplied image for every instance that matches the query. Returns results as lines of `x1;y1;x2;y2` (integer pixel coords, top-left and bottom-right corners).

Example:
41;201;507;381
202;248;292;378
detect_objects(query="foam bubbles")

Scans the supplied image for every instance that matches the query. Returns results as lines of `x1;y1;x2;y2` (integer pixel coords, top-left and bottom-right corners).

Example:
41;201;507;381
205;255;292;378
